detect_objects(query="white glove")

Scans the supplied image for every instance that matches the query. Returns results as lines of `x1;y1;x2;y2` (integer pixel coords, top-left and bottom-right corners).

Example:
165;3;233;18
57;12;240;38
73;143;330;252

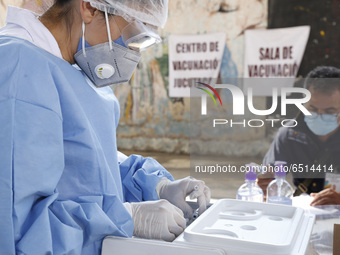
125;200;186;242
157;176;211;219
310;231;333;246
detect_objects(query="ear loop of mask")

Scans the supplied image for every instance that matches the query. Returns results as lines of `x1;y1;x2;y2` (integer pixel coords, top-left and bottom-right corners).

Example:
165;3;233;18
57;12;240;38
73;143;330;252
81;7;114;55
104;6;113;51
107;9;125;48
82;21;87;57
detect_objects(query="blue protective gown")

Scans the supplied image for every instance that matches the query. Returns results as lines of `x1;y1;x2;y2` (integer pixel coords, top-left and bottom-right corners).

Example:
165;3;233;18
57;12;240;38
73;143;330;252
0;36;173;255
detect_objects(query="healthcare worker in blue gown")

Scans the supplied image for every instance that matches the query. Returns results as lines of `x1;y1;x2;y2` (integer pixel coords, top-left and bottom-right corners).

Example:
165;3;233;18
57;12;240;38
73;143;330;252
0;0;211;254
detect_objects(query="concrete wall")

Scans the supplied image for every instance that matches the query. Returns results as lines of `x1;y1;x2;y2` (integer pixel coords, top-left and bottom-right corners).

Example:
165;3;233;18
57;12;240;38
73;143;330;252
114;0;270;156
0;0;271;157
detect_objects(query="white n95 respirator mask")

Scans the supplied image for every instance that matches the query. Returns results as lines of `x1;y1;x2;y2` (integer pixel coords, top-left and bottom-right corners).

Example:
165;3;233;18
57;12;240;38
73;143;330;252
74;9;143;87
74;39;141;87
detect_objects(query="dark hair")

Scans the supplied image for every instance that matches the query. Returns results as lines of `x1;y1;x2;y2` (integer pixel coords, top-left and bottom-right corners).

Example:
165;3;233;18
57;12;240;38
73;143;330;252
54;0;73;6
53;0;74;23
304;66;340;93
40;0;75;41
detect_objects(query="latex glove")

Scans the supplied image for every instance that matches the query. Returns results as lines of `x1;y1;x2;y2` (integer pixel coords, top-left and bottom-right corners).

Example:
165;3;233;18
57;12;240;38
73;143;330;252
310;231;333;247
157;176;211;219
309;231;333;253
125;200;186;242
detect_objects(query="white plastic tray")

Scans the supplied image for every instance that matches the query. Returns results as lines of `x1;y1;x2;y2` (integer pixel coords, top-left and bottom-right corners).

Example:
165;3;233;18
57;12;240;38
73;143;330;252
175;199;315;255
102;236;226;255
102;199;315;255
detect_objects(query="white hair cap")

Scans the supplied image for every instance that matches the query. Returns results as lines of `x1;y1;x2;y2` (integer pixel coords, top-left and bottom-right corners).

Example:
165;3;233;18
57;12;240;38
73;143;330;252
84;0;168;28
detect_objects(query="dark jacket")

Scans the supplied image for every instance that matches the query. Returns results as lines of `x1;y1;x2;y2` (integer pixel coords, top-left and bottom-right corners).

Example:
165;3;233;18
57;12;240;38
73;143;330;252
263;113;340;194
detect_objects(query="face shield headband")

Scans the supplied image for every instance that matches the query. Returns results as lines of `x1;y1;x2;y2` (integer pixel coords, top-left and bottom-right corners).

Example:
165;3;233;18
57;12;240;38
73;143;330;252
119;20;162;52
74;7;142;87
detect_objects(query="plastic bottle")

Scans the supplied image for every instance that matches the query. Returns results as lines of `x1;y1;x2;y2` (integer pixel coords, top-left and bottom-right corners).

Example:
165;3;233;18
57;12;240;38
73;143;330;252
237;166;264;202
267;161;294;205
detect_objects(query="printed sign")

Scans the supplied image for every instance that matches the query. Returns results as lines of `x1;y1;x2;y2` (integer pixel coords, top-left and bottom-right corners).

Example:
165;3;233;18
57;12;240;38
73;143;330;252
243;26;310;96
168;33;226;98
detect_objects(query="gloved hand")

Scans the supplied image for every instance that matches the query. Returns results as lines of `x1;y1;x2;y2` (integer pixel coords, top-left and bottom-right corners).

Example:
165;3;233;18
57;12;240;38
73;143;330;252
125;200;186;242
157;176;211;219
309;231;333;254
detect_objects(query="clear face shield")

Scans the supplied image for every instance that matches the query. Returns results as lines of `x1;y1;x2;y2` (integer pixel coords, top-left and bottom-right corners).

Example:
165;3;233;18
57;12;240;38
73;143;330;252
74;7;163;87
120;20;162;52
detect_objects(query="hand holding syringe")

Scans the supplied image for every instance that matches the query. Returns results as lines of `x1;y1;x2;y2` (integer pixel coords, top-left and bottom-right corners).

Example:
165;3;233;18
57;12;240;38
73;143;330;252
158;177;211;223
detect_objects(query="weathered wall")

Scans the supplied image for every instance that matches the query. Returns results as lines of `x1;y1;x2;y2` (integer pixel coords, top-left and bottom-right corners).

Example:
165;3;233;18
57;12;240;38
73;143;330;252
114;0;269;156
0;0;270;157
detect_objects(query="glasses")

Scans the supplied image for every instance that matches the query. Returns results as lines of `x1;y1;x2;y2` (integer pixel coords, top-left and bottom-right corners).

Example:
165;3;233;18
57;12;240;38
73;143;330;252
305;111;340;122
120;21;162;52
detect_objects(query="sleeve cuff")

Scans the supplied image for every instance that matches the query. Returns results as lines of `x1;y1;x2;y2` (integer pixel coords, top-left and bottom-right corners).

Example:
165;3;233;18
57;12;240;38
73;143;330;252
123;202;132;216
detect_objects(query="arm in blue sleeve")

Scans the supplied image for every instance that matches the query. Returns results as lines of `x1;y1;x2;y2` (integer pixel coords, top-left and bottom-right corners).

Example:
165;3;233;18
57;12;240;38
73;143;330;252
119;154;174;202
263;126;294;166
0;100;132;255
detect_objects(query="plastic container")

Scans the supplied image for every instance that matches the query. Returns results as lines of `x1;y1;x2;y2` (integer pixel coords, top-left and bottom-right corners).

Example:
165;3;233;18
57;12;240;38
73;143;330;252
176;199;315;255
102;236;226;255
267;161;294;205
237;166;263;202
102;200;315;255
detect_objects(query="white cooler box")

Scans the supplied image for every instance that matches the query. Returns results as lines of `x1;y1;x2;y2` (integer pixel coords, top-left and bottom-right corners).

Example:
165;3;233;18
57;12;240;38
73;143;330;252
102;199;315;255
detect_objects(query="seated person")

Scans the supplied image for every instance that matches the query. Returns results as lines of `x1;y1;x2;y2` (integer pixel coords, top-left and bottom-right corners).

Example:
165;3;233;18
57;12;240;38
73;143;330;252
259;66;340;206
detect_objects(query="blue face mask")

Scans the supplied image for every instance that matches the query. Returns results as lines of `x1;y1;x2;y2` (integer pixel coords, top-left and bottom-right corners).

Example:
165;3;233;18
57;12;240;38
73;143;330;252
304;115;339;136
77;37;126;52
